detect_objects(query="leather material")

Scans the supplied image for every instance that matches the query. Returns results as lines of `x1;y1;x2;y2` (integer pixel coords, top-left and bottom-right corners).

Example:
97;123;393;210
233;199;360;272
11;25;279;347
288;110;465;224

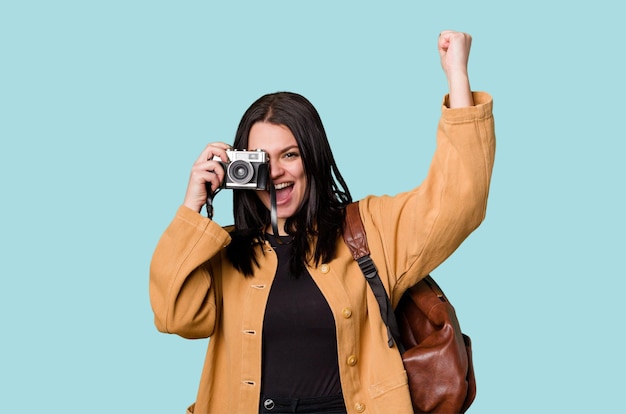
396;277;476;413
343;202;370;261
343;202;476;413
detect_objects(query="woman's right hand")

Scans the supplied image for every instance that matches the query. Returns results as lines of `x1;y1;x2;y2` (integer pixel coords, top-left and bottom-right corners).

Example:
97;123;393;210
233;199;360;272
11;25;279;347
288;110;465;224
183;142;231;213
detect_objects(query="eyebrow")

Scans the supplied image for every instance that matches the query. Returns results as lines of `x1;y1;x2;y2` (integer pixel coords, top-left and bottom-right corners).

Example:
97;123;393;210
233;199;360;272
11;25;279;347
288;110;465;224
253;145;300;156
281;145;299;153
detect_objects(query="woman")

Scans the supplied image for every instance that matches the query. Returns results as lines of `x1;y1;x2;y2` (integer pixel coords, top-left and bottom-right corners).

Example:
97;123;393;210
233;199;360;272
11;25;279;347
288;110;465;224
150;30;495;414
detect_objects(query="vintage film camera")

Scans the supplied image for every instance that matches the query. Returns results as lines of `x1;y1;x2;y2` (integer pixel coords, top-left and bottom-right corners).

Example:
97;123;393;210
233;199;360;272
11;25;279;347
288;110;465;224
214;149;269;190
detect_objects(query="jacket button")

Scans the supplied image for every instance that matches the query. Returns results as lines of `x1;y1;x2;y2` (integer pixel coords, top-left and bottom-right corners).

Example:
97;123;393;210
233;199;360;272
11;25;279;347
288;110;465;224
342;308;352;318
320;263;330;273
355;402;366;412
347;355;358;366
263;399;275;410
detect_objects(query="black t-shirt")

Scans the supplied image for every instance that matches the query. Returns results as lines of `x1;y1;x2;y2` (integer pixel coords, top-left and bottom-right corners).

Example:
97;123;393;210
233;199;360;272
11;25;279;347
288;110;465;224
260;234;342;398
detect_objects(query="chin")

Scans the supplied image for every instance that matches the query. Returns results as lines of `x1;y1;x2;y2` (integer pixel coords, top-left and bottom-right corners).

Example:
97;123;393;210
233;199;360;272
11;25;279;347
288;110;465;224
277;207;298;220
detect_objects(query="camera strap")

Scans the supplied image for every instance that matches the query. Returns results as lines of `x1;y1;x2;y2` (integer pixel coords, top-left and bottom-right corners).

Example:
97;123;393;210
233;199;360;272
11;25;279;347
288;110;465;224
204;181;281;242
269;183;282;242
204;182;220;219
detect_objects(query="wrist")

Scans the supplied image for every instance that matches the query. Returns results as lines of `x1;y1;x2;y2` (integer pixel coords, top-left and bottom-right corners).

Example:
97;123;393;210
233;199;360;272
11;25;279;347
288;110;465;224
447;73;473;108
183;198;204;213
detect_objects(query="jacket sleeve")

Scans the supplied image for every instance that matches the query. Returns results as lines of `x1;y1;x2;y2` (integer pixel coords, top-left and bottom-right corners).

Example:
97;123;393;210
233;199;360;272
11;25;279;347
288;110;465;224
149;205;231;339
360;92;495;301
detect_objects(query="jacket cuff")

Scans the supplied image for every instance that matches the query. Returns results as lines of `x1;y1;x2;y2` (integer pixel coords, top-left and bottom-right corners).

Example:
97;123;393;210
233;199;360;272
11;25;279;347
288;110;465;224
175;205;231;246
441;91;493;123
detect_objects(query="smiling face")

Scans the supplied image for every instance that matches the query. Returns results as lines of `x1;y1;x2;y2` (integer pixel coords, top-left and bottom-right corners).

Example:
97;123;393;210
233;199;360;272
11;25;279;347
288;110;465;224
247;121;307;234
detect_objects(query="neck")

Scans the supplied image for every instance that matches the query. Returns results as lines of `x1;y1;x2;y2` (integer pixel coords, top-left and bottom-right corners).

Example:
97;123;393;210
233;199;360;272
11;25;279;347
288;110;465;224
266;221;288;236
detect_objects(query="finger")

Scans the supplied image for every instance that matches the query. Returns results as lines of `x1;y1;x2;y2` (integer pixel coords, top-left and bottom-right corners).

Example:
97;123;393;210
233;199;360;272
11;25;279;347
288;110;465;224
208;161;226;188
203;172;222;193
438;31;471;48
196;142;232;164
438;31;452;54
438;30;453;43
190;170;219;196
439;30;450;39
197;160;226;186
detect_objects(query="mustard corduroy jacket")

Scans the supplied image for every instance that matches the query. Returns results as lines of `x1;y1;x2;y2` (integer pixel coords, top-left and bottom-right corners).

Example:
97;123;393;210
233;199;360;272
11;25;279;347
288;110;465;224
150;92;495;414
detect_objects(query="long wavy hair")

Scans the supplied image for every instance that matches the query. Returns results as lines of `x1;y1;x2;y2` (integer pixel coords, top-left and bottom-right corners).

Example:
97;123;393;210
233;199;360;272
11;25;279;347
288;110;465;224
225;92;352;276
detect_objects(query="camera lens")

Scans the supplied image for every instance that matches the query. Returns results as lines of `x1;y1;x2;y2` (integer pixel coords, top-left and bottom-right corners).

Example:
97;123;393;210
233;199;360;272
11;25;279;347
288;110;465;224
228;160;254;184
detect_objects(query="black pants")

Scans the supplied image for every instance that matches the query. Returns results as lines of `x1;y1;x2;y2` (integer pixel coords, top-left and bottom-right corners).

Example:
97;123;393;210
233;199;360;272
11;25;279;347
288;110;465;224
259;394;347;414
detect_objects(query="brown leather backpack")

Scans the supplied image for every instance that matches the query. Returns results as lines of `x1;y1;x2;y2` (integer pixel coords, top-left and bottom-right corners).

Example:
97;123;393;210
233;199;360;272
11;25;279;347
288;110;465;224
343;202;476;413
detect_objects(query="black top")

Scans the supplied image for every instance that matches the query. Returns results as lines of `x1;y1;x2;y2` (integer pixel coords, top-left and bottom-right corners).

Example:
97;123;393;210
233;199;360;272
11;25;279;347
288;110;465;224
260;234;342;398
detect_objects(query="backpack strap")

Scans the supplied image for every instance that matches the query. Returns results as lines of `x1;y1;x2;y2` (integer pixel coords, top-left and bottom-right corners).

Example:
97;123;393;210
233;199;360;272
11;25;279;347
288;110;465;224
343;202;404;353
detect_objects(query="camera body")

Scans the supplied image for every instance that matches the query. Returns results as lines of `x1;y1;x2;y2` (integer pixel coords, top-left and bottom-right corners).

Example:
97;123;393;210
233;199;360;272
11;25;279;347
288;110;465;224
215;149;269;190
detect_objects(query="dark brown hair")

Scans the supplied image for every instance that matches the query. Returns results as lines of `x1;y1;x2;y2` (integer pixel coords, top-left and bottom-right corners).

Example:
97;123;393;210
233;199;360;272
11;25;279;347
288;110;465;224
226;92;352;276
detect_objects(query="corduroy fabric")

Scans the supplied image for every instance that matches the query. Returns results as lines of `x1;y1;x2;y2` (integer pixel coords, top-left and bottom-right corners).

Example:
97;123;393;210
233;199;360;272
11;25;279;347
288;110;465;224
150;92;495;414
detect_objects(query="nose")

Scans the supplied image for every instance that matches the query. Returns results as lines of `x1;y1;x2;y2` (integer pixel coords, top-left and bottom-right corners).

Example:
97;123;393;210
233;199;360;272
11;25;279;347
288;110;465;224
270;160;283;180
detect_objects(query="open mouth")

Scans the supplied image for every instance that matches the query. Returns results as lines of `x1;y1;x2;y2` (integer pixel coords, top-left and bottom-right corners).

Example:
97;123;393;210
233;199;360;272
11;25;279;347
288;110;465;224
273;182;294;203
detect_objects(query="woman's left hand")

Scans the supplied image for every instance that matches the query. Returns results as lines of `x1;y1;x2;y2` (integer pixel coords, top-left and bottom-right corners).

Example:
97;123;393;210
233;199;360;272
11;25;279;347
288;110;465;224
438;30;472;79
437;30;474;108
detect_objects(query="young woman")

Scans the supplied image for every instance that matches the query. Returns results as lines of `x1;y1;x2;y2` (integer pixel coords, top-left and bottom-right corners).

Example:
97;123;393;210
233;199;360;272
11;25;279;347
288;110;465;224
150;30;495;414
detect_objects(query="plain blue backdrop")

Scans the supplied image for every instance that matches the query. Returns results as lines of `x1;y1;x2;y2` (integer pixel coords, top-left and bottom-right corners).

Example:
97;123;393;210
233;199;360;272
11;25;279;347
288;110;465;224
1;1;624;413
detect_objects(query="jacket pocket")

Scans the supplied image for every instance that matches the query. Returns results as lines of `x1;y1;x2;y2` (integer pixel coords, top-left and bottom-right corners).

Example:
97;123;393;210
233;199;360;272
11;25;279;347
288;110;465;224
368;371;413;414
368;369;408;399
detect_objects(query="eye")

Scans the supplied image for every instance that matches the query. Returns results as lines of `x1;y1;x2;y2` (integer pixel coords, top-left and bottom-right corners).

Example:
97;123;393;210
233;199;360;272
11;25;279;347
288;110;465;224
284;151;300;159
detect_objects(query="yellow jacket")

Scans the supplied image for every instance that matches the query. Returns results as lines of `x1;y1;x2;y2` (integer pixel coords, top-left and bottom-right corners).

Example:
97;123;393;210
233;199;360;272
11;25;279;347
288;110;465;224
150;92;495;414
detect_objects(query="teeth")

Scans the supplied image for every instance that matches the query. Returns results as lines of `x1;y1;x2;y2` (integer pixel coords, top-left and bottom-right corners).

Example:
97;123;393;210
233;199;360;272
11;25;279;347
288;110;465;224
274;182;293;190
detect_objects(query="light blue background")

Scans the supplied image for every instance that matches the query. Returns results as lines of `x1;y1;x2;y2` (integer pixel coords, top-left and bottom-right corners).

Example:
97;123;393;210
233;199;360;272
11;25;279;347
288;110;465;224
1;1;623;413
